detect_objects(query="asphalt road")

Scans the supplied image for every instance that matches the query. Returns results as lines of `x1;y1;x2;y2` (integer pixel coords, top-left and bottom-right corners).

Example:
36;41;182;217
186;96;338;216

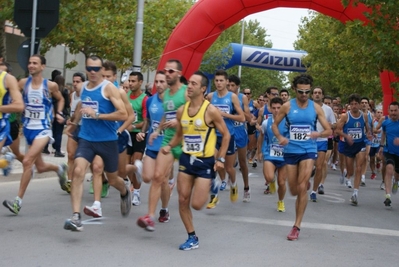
0;135;398;267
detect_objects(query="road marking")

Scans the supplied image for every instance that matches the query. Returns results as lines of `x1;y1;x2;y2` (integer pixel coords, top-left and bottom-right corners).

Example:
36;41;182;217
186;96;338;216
218;215;399;237
82;218;105;225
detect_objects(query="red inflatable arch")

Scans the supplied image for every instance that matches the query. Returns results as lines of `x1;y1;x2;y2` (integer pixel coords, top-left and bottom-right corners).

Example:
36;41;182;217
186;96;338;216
156;0;396;112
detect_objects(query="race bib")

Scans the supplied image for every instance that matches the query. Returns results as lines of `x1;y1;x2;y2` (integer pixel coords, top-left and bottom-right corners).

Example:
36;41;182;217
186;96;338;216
81;101;99;119
289;125;311;141
165;111;176;122
234;121;244;127
348;128;362;140
214;104;230;114
26;104;45;120
151;120;164;136
270;144;284;158
372;137;380;144
183;135;204;153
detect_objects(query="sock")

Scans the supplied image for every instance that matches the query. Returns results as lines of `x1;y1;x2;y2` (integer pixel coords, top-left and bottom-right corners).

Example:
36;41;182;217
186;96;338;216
231;181;237;187
361;175;365;179
386;194;391;198
16;196;22;205
353;189;358;195
93;201;101;208
211;179;219;195
133;189;140;194
188;231;196;237
161;208;168;212
169;178;175;185
311;190;317;194
244;187;249;191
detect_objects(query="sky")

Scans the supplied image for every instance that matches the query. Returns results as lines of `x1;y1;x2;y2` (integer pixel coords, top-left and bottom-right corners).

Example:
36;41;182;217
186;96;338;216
245;8;311;50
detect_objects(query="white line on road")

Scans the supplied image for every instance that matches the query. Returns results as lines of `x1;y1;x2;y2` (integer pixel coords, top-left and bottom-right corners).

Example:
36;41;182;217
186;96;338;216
218;215;399;237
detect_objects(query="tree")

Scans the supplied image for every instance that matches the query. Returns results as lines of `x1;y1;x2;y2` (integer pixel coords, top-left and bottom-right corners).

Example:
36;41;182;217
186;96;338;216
294;12;382;101
0;1;14;61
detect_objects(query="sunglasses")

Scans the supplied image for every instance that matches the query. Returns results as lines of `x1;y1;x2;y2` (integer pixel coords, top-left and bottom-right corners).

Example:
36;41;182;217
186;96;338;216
164;68;179;74
297;89;310;95
244;92;251;95
258;99;264;101
270;93;279;96
86;66;102;72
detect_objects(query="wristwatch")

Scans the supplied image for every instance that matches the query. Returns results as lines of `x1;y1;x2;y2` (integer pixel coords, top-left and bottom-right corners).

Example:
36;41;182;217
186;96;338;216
217;157;225;163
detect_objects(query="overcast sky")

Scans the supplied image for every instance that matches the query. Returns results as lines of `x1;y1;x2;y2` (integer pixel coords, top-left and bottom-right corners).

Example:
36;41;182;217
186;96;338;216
245;8;311;50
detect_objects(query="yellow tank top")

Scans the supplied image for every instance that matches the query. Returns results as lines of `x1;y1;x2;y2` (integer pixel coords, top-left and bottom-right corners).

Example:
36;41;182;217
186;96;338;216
0;71;7;119
181;100;216;157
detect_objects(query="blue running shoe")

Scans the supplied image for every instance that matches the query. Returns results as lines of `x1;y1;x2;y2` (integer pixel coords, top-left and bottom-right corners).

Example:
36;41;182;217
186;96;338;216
2;152;15;176
309;192;317;202
219;181;227;191
179;235;199;251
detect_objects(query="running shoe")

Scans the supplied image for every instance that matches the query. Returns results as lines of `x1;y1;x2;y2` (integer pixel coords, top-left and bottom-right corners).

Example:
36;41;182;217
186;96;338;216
64;180;71;194
83;205;102;218
206;195;219;209
137;215;155;231
158;209;170;223
331;163;337;171
384;196;392;207
392;181;398;195
345;179;352;189
57;163;69;192
134;160;143;184
179;235;199;251
317;184;324;195
339;173;345;185
101;182;110;198
230;184;238;202
64;214;83;232
309;192;317;202
264;184;271;194
287;226;300;241
252;160;257;168
2;152;15;176
132;192;141;206
219;180;227;191
370;173;377;180
120;185;132;217
360;179;366;187
3;199;20;215
243;189;251;203
277;200;285;212
269;180;276;194
376;162;381;171
350;194;358;206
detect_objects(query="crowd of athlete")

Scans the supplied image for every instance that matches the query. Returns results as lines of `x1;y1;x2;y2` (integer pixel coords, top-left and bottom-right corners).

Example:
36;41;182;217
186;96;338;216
0;55;396;249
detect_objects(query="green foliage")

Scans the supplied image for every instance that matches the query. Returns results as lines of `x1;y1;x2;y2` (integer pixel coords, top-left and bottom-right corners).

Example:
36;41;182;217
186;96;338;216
201;19;286;96
294;12;382;102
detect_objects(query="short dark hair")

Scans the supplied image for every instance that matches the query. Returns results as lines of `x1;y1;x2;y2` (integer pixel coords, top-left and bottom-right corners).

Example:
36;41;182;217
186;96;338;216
292;74;313;88
324;95;333;102
103;61;117;75
348;93;361;104
180;75;188;85
86;55;103;65
270;97;283;106
389;101;399;108
129;71;143;81
166;59;183;71
0;62;12;73
193;70;209;88
312;86;324;95
361;96;369;104
31;54;46;65
73;72;86;82
280;89;289;96
266;86;278;95
51;70;61;81
228;75;240;86
214;69;228;80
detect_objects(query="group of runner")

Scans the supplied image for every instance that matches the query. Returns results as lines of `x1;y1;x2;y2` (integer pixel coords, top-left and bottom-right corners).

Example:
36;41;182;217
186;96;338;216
1;54;397;249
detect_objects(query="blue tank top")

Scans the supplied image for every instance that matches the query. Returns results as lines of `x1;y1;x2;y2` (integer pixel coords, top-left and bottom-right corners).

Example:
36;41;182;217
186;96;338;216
248;99;255;115
262;116;287;161
233;93;245;129
284;99;317;154
79;80;118;142
211;91;235;136
371;119;381;148
146;94;164;151
342;111;366;144
263;104;272;120
382;118;399;155
22;76;52;130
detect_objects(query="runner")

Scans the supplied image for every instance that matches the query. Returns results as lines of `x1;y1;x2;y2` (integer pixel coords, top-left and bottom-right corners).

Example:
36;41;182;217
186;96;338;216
258;97;288;212
206;70;244;208
162;71;230;250
335;93;371;206
3;54;68;215
272;74;331;240
63;55;131;231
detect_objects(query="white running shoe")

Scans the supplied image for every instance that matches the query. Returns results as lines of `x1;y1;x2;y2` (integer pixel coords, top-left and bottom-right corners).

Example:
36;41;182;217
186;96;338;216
345;179;352;188
83;205;102;218
132;192;141;206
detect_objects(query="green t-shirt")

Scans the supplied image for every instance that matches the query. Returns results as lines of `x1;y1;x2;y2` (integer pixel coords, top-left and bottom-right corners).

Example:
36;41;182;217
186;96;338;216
128;91;147;132
162;84;187;138
8;113;17;123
